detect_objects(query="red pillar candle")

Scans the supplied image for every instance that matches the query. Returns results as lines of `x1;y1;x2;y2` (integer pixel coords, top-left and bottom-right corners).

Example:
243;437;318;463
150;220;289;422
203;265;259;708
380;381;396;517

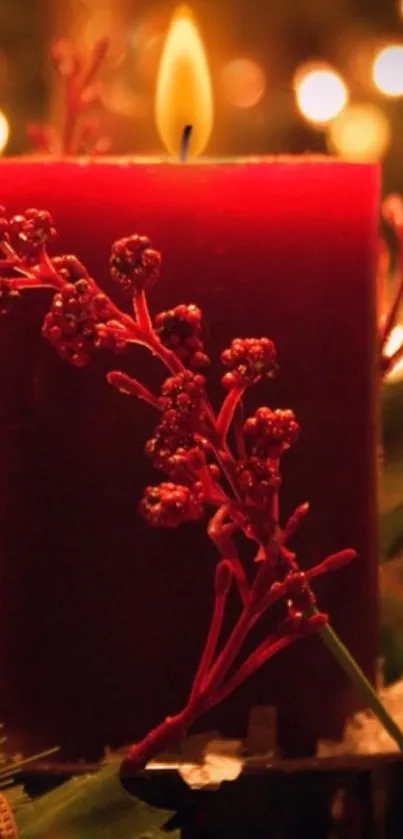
0;157;379;759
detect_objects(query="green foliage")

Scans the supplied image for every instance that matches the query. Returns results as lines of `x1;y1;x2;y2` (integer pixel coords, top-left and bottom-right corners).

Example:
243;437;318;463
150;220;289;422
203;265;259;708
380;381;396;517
12;762;178;839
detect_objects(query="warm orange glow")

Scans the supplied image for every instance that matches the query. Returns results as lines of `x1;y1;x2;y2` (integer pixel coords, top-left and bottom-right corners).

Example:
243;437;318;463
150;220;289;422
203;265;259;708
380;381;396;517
382;194;403;229
294;63;348;125
329;103;390;161
0;111;9;154
155;5;213;157
385;325;403;382
221;59;266;108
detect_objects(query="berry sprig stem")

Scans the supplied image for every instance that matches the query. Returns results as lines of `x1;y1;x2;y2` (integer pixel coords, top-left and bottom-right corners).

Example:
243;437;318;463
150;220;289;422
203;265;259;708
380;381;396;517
120;543;356;775
29;38;110;156
1;207;402;775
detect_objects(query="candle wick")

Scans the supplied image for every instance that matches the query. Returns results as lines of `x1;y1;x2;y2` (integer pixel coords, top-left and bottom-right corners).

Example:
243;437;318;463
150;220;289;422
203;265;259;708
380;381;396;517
180;125;193;163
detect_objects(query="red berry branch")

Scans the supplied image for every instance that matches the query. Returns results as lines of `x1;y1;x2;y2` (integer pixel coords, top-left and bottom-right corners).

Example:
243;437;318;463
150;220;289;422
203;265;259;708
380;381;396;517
1;205;402;772
28;38;110;156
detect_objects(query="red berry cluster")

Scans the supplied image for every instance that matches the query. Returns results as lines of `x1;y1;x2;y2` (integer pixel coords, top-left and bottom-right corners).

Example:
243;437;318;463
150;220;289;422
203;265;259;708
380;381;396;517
146;429;206;482
154;304;209;370
244;407;299;458
140;482;204;528
221;337;277;389
9;209;57;258
42;279;122;367
0;279;20;317
236;456;280;510
158;371;207;435
51;254;88;283
110;235;161;295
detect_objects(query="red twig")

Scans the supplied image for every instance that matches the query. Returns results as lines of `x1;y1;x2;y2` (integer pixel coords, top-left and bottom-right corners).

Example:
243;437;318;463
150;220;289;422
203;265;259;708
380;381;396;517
282;502;310;544
209;636;297;707
57;38;109;155
107;371;160;409
133;289;154;334
306;549;357;579
233;400;247;459
121;708;199;776
216;386;246;444
188;560;232;705
207;506;249;604
213;612;328;706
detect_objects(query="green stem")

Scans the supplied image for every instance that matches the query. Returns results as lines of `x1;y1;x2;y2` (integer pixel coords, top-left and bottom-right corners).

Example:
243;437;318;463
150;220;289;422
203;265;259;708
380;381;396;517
318;614;403;751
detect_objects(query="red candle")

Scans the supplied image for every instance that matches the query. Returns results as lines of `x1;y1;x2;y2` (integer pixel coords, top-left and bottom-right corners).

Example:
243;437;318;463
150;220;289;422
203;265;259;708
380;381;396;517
0;156;379;759
0;9;379;760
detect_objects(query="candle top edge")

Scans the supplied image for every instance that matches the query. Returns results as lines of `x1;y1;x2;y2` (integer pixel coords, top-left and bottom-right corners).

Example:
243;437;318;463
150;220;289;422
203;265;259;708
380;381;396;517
0;154;380;169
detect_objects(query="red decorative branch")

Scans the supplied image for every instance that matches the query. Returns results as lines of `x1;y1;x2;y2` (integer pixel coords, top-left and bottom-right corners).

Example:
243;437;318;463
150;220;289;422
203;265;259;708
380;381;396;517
29;38;110;156
0;205;371;775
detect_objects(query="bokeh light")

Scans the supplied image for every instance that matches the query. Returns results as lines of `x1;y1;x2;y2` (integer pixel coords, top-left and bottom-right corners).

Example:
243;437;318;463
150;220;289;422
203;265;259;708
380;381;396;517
384;325;403;383
221;59;266;108
329;103;390;161
0;111;10;154
128;12;165;82
373;44;403;97
101;82;147;118
294;63;348;125
382;194;403;229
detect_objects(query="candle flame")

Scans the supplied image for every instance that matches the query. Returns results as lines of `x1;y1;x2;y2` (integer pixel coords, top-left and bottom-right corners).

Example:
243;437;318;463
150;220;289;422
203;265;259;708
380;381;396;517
155;5;213;158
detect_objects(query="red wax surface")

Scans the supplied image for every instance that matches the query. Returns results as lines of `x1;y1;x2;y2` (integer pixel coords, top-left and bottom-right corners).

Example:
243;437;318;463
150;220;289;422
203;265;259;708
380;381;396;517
0;158;379;759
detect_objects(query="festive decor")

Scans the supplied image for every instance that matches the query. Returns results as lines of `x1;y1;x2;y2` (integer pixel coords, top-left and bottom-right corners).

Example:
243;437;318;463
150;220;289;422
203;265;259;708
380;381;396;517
0;205;401;783
0;156;381;759
0;4;381;754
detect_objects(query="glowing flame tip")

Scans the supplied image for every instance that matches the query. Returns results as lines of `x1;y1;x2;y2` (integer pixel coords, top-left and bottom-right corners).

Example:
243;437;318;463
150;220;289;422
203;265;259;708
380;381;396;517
155;5;213;158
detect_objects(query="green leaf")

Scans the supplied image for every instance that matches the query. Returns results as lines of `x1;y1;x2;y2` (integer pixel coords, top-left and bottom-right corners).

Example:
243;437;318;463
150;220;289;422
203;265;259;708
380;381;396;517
14;762;178;839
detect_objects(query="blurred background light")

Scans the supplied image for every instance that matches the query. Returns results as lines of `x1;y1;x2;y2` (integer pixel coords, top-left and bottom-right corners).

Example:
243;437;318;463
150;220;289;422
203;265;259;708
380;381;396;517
294;63;348;125
329;103;391;162
221;58;266;108
373;44;403;98
101;82;147;118
81;10;126;66
127;11;165;82
382;194;403;229
384;325;403;383
0;111;10;154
